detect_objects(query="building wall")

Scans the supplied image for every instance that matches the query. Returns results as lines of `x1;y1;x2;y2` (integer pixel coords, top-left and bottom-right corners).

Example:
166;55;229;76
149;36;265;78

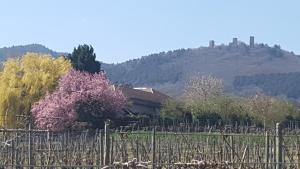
127;98;161;117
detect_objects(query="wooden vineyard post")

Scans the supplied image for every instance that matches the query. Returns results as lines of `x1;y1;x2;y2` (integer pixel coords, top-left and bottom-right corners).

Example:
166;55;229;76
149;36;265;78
136;139;139;162
11;133;15;168
275;123;283;169
110;135;114;164
15;132;19;169
265;131;269;169
28;124;34;169
152;126;156;169
273;127;276;169
47;130;51;163
230;135;234;162
158;137;161;167
100;130;104;166
104;121;110;166
167;138;171;169
297;136;300;169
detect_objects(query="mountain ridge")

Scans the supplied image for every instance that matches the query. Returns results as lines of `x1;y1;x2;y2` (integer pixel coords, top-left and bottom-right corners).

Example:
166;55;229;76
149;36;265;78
1;40;300;98
0;44;67;61
102;39;300;97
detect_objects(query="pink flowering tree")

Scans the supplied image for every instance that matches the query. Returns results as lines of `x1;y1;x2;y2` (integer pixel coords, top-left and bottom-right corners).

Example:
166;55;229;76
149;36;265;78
31;70;126;131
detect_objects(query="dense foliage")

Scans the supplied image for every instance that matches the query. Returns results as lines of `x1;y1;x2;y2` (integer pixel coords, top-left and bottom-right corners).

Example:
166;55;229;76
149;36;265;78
31;70;126;131
160;99;187;120
161;94;299;127
68;44;101;73
234;72;300;99
161;75;300;127
0;53;71;128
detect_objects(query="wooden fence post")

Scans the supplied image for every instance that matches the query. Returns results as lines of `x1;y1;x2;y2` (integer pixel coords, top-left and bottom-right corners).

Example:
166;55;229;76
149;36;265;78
136;139;139;162
110;135;114;164
275;123;283;169
152;126;156;169
28;124;34;169
47;130;51;161
265;131;269;169
297;136;300;169
15;132;19;169
272;135;276;169
104;121;110;166
100;130;104;166
230;135;234;162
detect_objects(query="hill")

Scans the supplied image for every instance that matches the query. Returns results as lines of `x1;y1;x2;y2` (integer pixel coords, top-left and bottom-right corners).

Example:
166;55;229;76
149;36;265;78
103;38;300;97
2;40;300;99
0;44;66;61
234;72;300;99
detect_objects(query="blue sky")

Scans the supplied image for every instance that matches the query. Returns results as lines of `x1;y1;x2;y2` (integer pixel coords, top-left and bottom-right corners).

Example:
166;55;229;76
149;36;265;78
0;0;299;63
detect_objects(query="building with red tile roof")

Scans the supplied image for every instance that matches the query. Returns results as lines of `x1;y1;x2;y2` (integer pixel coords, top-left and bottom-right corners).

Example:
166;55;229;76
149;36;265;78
120;86;170;117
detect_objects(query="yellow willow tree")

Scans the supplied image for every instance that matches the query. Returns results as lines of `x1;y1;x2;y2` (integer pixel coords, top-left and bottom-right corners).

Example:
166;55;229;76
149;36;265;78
0;53;71;128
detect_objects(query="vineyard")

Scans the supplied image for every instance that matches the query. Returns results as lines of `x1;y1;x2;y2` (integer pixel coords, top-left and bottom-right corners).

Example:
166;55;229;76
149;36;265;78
1;123;300;169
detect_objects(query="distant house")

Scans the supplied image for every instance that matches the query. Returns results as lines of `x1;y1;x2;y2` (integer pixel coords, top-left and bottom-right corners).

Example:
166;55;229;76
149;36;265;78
120;86;170;118
71;86;170;129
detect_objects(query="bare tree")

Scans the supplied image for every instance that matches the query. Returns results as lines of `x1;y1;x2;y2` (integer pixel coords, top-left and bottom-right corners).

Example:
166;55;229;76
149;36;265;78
249;93;273;116
184;74;224;102
249;93;295;123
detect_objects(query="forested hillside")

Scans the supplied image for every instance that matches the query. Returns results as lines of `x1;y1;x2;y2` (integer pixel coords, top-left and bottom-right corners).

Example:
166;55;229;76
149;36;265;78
0;44;66;61
103;41;300;97
234;72;300;98
2;41;300;99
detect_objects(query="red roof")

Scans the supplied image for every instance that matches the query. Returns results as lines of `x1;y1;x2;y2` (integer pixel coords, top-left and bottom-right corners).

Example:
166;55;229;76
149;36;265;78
120;87;170;104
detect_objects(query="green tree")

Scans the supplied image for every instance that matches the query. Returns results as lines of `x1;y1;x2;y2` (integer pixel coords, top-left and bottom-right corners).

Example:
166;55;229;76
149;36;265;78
247;93;299;126
68;44;101;73
160;99;186;120
187;96;257;126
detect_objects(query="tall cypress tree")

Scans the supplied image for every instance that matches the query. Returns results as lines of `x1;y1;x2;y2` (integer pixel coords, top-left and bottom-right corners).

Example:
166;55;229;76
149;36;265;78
68;44;101;73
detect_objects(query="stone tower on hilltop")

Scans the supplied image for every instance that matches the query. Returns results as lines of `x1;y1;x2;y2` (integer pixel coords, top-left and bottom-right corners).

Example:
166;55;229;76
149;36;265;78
250;36;255;47
232;38;238;46
209;40;215;48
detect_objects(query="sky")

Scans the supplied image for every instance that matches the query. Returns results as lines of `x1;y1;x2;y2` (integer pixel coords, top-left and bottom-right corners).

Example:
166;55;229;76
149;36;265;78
0;0;299;63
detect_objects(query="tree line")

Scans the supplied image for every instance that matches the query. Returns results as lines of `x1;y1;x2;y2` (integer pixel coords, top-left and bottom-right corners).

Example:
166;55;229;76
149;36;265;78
161;75;300;127
0;44;298;131
234;72;300;99
0;44;125;131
